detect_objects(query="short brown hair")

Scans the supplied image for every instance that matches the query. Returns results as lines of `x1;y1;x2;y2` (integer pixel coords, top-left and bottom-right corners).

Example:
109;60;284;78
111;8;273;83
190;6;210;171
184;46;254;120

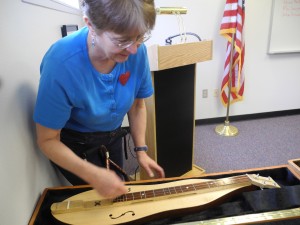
81;0;156;35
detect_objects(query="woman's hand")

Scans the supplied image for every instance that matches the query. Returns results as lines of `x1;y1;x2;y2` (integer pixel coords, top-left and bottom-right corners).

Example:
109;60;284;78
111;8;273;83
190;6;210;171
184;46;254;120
136;151;165;178
36;123;127;199
84;163;128;199
127;99;165;179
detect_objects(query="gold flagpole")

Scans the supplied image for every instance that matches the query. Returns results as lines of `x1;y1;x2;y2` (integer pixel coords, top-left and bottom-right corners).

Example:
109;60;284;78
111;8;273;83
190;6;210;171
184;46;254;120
215;33;239;136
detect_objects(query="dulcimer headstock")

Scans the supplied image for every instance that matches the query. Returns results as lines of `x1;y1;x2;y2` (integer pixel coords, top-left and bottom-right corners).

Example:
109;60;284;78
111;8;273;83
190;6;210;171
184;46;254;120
247;174;281;189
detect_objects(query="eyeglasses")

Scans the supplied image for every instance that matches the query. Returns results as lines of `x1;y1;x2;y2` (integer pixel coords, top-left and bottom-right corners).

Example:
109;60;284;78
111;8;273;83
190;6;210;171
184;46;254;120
105;32;151;50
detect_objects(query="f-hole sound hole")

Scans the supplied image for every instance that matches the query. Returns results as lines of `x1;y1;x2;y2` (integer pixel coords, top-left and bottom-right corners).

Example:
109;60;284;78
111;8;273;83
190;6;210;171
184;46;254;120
109;211;135;219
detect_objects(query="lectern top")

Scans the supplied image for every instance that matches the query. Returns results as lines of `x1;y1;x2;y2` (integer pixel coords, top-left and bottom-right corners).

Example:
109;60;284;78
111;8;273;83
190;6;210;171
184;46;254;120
147;40;213;71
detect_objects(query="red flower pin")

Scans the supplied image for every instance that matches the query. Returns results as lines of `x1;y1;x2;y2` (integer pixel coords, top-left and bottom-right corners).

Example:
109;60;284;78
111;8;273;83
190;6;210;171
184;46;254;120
119;71;130;86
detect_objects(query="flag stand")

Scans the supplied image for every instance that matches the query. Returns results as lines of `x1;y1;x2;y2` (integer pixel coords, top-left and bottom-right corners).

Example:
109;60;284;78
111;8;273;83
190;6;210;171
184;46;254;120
215;33;239;137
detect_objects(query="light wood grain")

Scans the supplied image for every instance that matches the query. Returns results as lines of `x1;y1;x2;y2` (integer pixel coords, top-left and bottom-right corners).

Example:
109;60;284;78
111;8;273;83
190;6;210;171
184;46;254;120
147;41;213;71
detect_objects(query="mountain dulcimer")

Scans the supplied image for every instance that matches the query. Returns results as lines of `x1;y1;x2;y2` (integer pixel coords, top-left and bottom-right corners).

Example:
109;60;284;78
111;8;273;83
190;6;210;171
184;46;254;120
51;174;280;225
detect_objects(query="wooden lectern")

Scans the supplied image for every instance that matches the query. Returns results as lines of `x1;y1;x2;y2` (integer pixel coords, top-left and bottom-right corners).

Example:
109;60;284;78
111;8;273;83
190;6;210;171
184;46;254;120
142;41;213;179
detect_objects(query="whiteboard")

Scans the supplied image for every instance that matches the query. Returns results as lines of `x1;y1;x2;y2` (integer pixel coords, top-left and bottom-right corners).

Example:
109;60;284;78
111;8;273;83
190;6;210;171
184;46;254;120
268;0;300;54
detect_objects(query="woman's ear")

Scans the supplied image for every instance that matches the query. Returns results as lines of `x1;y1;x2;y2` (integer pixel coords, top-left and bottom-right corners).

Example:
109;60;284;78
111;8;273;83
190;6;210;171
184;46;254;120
83;16;94;32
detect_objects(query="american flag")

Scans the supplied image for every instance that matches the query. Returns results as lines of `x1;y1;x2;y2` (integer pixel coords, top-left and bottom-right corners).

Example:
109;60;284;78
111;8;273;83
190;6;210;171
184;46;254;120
220;0;245;106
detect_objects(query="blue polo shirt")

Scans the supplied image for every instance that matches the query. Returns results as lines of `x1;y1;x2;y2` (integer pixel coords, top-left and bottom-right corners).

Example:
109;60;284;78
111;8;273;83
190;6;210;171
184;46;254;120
33;27;153;132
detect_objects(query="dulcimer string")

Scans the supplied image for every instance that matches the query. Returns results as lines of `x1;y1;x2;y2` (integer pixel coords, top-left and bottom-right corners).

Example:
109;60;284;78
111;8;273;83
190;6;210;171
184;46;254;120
112;175;251;203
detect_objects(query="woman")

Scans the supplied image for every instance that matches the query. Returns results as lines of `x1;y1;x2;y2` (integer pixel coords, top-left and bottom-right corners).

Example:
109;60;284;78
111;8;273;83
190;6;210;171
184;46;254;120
33;0;165;199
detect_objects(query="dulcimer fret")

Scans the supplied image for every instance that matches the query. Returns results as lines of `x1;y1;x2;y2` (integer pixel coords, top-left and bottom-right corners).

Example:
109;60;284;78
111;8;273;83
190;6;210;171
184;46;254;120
113;175;250;203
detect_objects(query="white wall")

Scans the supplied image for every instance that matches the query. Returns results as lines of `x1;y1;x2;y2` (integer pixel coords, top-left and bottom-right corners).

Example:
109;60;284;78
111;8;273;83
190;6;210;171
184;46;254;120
0;1;83;225
0;0;299;225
